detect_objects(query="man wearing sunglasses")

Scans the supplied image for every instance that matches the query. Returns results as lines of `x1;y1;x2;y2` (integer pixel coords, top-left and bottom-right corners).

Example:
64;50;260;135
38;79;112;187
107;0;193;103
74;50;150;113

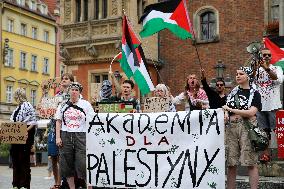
254;48;283;164
201;68;227;109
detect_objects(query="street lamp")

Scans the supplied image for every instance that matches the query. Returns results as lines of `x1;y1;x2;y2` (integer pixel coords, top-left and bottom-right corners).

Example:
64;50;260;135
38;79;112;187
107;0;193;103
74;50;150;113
214;60;226;79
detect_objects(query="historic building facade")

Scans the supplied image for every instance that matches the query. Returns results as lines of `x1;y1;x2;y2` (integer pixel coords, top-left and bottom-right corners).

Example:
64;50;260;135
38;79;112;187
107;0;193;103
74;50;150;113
159;0;265;99
60;0;159;101
0;0;56;120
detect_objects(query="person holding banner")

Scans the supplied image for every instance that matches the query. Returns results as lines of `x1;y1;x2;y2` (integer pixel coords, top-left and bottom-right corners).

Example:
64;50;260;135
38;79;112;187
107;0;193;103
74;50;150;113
115;79;141;112
55;82;94;189
222;67;261;189
10;88;37;189
172;74;209;111
154;84;176;112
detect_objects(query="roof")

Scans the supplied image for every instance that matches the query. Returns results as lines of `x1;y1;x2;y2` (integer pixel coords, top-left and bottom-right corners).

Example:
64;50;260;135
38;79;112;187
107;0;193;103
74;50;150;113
3;0;55;21
41;0;58;16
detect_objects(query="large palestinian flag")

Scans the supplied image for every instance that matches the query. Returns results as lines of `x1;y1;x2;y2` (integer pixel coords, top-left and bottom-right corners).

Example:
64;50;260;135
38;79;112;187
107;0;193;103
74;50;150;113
264;36;284;71
119;16;155;95
139;0;193;40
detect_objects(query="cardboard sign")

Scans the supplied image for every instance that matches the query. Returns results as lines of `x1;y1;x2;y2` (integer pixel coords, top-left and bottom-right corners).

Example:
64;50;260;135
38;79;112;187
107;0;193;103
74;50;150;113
0;122;27;144
42;78;61;90
87;109;225;188
90;83;102;101
143;97;170;113
38;96;63;118
276;110;284;159
96;102;134;113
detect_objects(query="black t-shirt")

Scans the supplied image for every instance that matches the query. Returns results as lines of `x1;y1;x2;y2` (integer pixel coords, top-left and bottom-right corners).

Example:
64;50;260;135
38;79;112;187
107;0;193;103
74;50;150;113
227;88;262;112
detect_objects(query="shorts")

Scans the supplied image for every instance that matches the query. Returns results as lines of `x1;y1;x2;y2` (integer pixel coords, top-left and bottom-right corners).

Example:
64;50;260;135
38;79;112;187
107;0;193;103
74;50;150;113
225;119;258;166
59;131;86;180
256;111;276;130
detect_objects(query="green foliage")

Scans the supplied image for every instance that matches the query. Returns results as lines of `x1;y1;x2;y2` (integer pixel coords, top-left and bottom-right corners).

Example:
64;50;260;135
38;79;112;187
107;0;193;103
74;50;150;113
0;143;10;157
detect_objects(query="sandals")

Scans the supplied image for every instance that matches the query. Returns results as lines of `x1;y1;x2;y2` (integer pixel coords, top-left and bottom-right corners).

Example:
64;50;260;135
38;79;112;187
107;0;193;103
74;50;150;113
50;185;60;189
259;153;271;164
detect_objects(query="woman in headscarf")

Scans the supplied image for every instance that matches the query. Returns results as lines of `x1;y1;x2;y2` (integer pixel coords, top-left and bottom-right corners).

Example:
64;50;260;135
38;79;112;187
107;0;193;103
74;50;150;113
10;88;37;189
222;67;262;189
154;84;176;112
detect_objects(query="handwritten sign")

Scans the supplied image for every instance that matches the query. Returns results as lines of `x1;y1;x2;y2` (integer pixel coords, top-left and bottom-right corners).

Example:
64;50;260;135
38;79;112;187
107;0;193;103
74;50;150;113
87;109;225;188
143;97;170;113
90;83;102;101
0;122;27;144
276;110;284;159
96;102;134;113
38;96;63;118
42;78;61;90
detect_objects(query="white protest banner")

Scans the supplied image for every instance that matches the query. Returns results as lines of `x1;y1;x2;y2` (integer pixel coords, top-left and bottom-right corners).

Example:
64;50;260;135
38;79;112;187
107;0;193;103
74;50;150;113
0;122;27;144
143;97;170;113
87;109;225;188
38;96;63;118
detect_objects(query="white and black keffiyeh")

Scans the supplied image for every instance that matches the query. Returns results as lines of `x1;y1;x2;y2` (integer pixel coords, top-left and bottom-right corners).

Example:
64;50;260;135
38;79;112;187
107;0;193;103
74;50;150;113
100;80;112;100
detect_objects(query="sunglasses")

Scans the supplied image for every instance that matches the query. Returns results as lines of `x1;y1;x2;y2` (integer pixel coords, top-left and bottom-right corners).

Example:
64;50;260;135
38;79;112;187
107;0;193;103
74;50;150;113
263;54;271;57
216;84;224;87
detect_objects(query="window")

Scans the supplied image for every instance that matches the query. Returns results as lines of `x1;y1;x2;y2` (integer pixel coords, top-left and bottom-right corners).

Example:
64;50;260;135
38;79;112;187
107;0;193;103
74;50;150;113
94;0;108;19
60;64;66;77
42;5;48;14
137;0;146;19
76;0;82;22
32;27;37;39
84;0;88;21
30;89;37;106
31;1;36;10
194;7;219;43
17;0;25;6
271;0;279;21
200;11;216;40
7;19;14;32
94;0;99;19
31;55;37;71
6;85;13;103
102;0;107;18
21;23;27;36
91;73;108;83
5;49;13;67
43;58;49;74
20;52;27;69
44;31;49;42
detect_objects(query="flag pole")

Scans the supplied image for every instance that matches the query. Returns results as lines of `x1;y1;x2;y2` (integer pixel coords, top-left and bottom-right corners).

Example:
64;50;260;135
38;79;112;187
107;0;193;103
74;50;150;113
125;13;165;85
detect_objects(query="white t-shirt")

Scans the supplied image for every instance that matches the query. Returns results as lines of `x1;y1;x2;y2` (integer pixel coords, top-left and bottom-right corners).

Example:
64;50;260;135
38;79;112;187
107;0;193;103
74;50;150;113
254;65;283;111
55;99;94;132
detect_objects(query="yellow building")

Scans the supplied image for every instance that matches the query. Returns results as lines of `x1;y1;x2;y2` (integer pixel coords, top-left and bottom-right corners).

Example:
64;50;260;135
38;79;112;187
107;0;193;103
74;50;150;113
0;0;56;120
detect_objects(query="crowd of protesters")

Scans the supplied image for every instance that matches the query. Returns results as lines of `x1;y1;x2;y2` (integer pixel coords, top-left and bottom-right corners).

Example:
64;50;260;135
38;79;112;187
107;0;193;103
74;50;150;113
6;46;283;189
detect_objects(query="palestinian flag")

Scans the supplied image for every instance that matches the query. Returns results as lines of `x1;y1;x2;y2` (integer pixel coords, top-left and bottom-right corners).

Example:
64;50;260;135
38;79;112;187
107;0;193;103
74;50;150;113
139;0;193;40
119;16;155;95
264;36;284;71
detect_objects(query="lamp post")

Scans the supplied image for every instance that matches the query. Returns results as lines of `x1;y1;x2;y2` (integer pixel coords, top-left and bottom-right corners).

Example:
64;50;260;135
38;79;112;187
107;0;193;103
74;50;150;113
214;60;226;79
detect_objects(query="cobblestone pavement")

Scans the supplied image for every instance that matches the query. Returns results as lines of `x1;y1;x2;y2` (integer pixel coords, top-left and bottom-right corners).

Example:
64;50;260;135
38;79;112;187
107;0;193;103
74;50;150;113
1;165;284;189
0;165;53;189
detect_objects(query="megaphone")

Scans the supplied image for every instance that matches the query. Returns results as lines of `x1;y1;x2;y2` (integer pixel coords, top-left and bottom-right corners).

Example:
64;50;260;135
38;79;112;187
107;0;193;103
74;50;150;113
246;41;262;54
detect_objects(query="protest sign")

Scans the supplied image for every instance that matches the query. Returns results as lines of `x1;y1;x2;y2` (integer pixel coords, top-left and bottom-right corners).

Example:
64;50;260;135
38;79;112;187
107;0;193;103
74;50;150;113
96;102;134;113
38;96;63;118
0;122;27;144
276;110;284;159
90;83;102;101
143;97;170;113
87;109;225;188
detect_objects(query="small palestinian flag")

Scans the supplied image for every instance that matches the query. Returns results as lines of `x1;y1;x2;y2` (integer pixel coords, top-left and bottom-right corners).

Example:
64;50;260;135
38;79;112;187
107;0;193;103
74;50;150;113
264;36;284;71
118;16;155;95
139;0;193;40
